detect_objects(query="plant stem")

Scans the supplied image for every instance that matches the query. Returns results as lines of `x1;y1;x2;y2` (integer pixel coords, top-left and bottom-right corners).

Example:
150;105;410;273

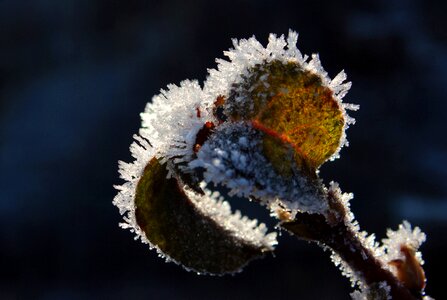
281;193;422;300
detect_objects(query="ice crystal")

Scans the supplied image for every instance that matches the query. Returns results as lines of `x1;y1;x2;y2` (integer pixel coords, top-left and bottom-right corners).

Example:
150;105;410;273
114;135;154;231
350;282;391;300
331;251;364;288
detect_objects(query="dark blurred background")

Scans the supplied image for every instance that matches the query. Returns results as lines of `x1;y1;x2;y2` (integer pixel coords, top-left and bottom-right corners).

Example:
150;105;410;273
1;0;446;299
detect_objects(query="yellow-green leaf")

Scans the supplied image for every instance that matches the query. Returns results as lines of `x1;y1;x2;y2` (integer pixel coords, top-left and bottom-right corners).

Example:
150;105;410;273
229;60;344;176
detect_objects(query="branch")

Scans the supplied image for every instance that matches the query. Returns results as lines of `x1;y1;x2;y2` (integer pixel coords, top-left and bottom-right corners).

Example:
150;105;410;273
281;191;423;300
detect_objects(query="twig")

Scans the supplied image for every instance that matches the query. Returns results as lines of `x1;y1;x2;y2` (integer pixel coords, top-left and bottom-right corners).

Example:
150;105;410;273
281;190;422;300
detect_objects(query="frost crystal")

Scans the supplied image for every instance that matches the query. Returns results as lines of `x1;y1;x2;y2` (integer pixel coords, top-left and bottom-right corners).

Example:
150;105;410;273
114;135;154;232
140;80;214;165
190;122;327;215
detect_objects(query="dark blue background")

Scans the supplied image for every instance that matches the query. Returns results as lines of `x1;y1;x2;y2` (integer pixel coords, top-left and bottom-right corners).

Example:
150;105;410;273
1;0;446;299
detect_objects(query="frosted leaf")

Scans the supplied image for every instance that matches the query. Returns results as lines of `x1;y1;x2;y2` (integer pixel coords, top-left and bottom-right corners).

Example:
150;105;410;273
203;30;358;165
190;122;327;215
113;117;277;274
118;157;275;275
224;60;347;174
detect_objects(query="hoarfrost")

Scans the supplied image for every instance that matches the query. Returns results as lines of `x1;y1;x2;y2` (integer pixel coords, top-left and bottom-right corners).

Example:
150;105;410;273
327;182;388;288
331;251;364;288
186;182;277;250
139;79;215;166
113;136;155;249
189;122;328;215
328;182;428;297
113;80;215;260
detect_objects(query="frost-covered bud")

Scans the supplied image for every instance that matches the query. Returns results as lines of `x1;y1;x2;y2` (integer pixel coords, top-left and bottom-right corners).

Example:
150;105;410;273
380;221;427;294
113;30;358;276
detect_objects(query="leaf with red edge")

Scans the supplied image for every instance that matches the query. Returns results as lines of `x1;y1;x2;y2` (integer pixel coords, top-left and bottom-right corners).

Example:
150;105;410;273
228;61;345;176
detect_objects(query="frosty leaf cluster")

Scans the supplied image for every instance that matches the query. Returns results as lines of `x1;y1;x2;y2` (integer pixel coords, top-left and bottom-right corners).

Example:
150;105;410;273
113;30;430;299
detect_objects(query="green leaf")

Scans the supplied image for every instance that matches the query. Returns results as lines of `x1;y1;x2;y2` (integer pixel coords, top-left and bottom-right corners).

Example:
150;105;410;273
135;157;272;274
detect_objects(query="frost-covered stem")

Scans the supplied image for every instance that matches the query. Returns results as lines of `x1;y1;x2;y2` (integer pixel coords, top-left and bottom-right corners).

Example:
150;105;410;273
282;193;421;300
